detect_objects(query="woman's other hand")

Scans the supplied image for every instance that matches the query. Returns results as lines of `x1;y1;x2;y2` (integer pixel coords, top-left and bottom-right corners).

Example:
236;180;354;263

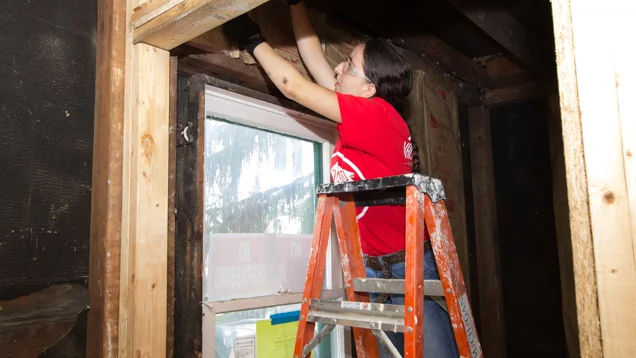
222;14;266;56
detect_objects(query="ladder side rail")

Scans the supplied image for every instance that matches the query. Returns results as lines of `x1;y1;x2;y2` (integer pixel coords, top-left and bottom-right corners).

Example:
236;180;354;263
423;196;483;358
293;195;336;358
404;186;426;357
333;194;380;358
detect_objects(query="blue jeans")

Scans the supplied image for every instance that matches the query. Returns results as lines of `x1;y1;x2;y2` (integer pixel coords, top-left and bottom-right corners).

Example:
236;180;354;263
365;250;459;358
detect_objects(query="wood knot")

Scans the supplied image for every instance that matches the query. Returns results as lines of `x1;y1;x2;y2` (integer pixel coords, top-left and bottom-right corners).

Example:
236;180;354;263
627;150;633;158
151;283;156;289
610;268;617;274
141;134;155;163
131;274;135;283
603;191;615;204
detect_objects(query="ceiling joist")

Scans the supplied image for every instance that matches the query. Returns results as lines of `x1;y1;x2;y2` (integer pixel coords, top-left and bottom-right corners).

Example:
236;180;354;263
442;0;543;73
133;0;271;50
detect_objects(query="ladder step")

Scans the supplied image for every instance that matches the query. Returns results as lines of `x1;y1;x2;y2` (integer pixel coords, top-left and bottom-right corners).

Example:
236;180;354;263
353;278;445;297
307;299;405;333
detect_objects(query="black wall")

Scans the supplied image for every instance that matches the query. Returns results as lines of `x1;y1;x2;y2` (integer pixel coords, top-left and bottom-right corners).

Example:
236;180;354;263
490;99;567;357
0;0;96;355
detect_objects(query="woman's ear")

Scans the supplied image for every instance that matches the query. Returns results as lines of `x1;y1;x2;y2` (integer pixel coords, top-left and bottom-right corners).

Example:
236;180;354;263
363;83;376;98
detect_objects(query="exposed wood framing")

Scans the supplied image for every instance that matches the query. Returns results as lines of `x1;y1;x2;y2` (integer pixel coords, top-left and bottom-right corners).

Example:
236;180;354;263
443;0;541;72
552;0;636;356
546;94;580;358
330;4;487;88
174;74;205;358
481;82;545;108
167;55;178;358
468;106;506;358
133;0;271;50
178;52;279;95
87;0;127;354
394;33;488;88
118;0;171;356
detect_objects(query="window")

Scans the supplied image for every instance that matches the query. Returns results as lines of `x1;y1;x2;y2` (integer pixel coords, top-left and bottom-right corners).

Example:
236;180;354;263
201;86;345;358
204;119;322;301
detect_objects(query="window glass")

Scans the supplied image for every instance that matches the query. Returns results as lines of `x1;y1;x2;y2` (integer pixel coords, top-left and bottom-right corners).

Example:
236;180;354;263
215;304;332;358
204;117;320;235
204;117;322;302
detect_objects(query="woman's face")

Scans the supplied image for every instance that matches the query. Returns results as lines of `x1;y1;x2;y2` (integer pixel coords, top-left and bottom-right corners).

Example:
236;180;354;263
334;44;375;98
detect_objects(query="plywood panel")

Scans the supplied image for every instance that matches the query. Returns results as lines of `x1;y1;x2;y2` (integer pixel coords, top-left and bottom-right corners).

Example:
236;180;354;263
552;0;636;356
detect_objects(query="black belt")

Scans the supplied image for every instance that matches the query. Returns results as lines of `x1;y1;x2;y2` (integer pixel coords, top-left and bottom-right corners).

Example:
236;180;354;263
363;240;432;277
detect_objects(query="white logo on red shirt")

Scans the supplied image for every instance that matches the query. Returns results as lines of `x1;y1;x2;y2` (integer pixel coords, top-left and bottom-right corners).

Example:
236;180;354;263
330;162;355;183
331;152;369;220
404;137;413;160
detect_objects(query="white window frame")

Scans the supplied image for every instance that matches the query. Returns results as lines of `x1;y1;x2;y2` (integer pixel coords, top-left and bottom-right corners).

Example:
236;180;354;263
201;85;348;358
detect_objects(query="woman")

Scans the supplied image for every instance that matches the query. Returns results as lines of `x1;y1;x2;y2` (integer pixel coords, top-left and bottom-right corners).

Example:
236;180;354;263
223;2;459;356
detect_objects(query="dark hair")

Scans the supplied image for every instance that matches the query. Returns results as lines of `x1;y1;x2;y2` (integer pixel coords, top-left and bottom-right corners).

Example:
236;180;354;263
362;38;421;174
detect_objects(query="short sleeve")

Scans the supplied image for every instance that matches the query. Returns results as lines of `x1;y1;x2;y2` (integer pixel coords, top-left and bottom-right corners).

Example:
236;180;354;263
336;93;384;150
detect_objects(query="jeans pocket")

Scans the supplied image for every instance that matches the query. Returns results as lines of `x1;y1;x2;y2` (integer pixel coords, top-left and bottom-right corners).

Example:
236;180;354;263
424;251;440;280
390;261;406;279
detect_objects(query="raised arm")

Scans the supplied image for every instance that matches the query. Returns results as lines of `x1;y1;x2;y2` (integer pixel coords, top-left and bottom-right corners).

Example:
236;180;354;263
223;14;342;123
287;0;337;90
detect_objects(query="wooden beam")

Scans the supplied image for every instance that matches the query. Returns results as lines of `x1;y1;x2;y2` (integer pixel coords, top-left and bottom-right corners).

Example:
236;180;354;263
87;0;126;354
133;0;271;50
174;74;205;357
443;0;541;72
481;82;544;107
546;94;580;358
118;0;171;356
166;55;178;358
394;33;488;88
468;106;506;358
551;0;636;356
329;5;487;88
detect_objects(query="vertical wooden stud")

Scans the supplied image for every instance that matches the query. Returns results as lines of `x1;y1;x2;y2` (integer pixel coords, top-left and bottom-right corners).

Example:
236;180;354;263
87;0;127;354
468;106;507;358
118;0;171;356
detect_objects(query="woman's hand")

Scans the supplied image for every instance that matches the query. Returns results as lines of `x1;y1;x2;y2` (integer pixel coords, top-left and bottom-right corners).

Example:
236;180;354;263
222;12;341;123
222;14;266;56
288;2;337;90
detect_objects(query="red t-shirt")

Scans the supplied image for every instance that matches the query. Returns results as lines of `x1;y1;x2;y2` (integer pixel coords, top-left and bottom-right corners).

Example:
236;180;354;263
330;93;416;256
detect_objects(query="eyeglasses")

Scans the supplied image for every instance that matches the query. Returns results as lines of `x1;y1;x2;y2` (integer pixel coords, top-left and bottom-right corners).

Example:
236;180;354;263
345;57;372;82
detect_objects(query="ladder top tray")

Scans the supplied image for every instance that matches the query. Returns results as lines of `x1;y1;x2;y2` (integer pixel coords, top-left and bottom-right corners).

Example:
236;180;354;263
316;173;446;204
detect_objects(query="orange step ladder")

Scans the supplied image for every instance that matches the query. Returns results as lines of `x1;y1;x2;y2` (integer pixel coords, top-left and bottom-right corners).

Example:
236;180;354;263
293;174;482;358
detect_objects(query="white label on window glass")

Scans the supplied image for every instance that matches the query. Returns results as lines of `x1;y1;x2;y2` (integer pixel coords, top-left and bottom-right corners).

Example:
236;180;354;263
233;337;255;358
206;234;313;301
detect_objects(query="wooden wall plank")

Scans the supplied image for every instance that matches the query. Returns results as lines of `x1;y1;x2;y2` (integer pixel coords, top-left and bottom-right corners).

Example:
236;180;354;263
174;75;205;357
167;55;178;358
547;94;580;358
468;106;506;358
118;0;171;356
133;0;271;50
87;0;126;355
551;0;636;356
